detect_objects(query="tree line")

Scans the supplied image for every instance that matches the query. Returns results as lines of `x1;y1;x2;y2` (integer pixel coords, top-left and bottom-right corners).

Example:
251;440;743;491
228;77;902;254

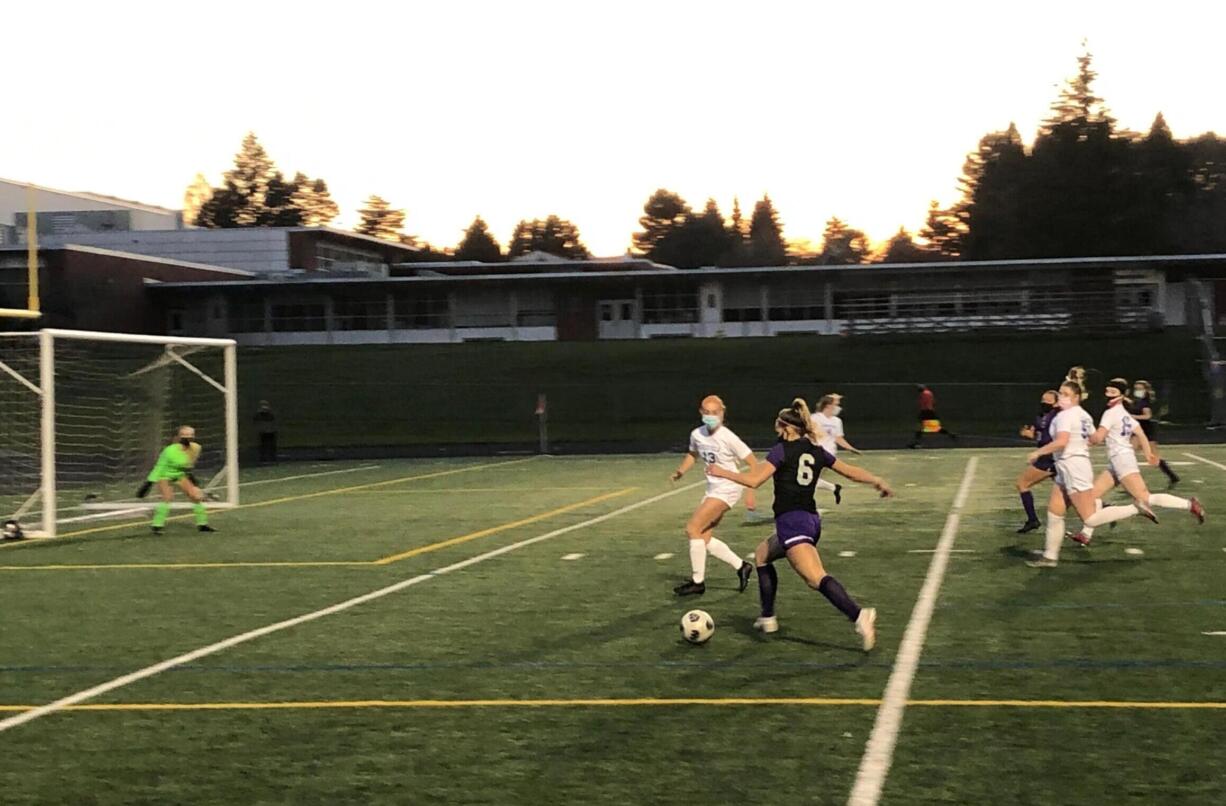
186;50;1226;264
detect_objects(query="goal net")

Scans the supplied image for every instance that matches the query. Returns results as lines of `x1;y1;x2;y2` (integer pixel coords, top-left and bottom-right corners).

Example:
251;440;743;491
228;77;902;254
0;329;238;538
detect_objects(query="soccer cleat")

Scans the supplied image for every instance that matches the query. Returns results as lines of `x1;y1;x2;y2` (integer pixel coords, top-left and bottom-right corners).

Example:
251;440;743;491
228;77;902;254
198;525;216;533
1017;519;1041;534
834;484;843;505
1067;531;1091;547
754;616;779;634
1025;556;1058;568
855;607;877;652
736;562;754;593
151;526;163;535
673;580;706;596
1136;500;1159;524
1189;497;1205;525
743;509;772;524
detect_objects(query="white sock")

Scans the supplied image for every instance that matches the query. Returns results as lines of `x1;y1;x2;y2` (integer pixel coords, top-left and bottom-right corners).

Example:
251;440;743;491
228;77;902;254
1043;513;1065;561
1081;499;1104;538
1085;504;1138;529
1148;493;1190;510
816;479;837;492
688;539;707;583
706;537;744;570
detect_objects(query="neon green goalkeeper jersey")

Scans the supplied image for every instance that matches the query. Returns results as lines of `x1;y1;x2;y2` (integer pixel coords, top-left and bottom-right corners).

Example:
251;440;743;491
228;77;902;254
146;442;200;482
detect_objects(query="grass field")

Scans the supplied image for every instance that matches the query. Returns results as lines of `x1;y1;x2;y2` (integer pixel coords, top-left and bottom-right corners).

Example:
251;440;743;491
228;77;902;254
1;447;1224;804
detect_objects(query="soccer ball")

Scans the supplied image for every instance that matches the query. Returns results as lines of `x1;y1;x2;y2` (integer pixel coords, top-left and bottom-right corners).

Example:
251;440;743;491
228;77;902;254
2;519;23;541
680;609;715;644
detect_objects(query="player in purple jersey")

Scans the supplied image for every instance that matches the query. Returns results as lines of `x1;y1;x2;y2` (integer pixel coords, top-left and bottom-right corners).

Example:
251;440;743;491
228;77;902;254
1015;389;1059;533
706;398;893;651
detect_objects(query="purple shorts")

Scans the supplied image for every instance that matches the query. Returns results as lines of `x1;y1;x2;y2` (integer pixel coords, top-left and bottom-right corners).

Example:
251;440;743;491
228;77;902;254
774;510;822;549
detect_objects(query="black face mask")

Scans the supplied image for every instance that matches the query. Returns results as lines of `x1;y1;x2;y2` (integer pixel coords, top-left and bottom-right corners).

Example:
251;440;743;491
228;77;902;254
1039;402;1055;414
180;438;192;447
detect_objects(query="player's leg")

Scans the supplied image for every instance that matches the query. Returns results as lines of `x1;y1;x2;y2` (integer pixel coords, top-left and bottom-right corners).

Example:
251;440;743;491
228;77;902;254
703;504;754;591
1151;443;1180;486
1016;465;1050;532
815;476;843;504
1028;483;1069;566
677;498;736;595
753;535;783;633
786;541;875;651
1072;471;1119;544
177;477;215;533
1123;472;1203;522
151;480;174;534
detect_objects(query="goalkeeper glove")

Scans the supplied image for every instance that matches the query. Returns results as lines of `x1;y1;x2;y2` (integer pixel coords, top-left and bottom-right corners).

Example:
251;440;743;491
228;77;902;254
136;481;153;498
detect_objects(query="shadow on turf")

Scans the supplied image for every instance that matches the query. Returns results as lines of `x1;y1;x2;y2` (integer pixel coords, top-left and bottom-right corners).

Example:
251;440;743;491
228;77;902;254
722;612;865;655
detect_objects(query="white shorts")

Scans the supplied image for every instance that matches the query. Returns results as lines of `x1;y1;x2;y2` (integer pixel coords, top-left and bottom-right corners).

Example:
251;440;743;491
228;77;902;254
702;480;744;509
1055;456;1095;493
1108;452;1140;482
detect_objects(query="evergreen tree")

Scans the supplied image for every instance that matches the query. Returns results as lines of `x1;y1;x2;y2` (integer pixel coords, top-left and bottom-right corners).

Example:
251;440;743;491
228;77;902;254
507;216;589;259
455;215;503;261
956;123;1029;259
747;194;787;265
632;189;691;257
294;175;340;227
183;173;212;227
819;217;871;264
918;200;964;257
357;195;406;241
878;227;933;263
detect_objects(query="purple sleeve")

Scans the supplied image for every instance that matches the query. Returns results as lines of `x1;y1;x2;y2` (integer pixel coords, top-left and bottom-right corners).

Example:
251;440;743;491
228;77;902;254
765;443;785;467
818;447;837;468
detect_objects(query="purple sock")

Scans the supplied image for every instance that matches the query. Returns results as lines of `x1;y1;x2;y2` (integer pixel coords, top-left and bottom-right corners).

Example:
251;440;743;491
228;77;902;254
818;575;861;622
757;564;778;617
1020;490;1038;522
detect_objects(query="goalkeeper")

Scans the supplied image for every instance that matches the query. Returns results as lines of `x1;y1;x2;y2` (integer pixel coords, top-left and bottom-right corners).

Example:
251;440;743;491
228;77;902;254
137;425;216;534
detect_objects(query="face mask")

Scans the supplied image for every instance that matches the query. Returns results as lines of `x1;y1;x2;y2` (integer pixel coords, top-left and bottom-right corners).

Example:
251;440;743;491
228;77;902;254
1039;402;1054;414
701;415;721;429
1057;395;1075;410
1133;389;1147;399
179;438;193;447
832;405;843;417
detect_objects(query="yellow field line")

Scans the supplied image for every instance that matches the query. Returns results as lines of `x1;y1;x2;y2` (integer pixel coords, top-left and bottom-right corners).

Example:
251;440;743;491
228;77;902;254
44;457;542;540
2;697;1225;712
371;488;636;564
0;485;635;571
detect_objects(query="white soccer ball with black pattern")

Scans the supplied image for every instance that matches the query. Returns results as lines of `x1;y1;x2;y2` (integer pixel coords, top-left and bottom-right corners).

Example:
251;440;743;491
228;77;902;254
680;609;715;644
2;519;23;541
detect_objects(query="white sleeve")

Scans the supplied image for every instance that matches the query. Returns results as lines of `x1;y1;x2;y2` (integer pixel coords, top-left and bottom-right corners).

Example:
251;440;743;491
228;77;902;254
834;417;845;438
688;430;699;454
1053;410;1071;434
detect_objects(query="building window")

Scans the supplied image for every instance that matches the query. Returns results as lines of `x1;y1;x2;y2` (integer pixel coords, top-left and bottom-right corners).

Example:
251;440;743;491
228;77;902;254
229;300;266;333
641;287;698;324
316;243;385;274
392;292;450;329
271;302;327;332
333;297;388;331
832;292;890;320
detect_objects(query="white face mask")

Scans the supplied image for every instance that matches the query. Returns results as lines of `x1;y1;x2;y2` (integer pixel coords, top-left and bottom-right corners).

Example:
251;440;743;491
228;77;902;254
1133;388;1147;399
832;405;842;417
1058;394;1076;410
701;414;721;429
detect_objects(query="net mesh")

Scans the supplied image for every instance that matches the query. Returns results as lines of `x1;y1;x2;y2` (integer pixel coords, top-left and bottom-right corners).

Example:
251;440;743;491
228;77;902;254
0;332;233;535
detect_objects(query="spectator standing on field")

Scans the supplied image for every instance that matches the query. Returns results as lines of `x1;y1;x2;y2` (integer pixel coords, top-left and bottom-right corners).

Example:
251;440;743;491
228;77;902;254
254;400;278;464
908;384;957;448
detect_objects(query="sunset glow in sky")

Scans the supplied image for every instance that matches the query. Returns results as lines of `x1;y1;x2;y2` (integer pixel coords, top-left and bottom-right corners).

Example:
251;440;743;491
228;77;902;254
4;1;1224;255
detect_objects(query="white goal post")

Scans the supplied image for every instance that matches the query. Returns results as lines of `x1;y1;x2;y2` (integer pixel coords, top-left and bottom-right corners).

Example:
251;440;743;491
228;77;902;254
0;329;239;538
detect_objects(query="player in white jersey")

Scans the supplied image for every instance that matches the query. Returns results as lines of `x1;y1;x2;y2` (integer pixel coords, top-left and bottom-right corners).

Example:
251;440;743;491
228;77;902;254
1068;379;1204;546
811;394;862;504
1024;379;1101;567
670;395;756;596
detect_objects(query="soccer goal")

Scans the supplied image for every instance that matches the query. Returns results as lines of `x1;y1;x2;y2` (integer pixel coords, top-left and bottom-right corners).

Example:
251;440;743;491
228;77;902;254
0;329;239;538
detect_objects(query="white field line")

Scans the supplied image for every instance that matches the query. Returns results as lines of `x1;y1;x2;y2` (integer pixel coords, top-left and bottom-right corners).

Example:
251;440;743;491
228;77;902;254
1184;452;1226;472
239;465;383;487
847;457;979;806
0;482;703;734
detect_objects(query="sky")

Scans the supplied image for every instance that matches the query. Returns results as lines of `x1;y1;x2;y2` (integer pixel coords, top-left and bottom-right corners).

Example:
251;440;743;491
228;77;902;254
3;1;1225;255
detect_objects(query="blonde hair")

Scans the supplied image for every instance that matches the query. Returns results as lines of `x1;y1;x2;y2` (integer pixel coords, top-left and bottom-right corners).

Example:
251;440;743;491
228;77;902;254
1064;366;1088;399
776;397;820;443
817;393;841;411
1133;379;1155;401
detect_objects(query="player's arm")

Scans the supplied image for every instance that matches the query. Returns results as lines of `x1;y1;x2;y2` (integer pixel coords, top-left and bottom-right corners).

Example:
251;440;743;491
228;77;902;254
1132;424;1158;465
706;460;774;489
671;452;697;482
835;436;861;455
138;446;171;496
1132;405;1153;421
829;458;892;497
1020;424;1036;439
1028;430;1068;462
1088;426;1108;445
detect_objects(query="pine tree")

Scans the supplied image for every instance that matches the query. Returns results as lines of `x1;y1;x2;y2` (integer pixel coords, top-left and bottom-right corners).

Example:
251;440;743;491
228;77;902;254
819;217;871;264
918;200;964;257
357;195;406;241
455;215;503;261
747;194;787;265
507;216;589;259
632;189;690;257
183;173;212;227
294;175;340;227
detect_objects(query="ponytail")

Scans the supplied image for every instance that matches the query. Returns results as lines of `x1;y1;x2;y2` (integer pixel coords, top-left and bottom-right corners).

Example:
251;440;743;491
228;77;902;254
1064;366;1088;400
777;397;819;443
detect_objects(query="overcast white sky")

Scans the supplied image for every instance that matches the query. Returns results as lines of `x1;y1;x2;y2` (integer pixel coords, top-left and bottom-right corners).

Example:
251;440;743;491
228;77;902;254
3;1;1223;254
